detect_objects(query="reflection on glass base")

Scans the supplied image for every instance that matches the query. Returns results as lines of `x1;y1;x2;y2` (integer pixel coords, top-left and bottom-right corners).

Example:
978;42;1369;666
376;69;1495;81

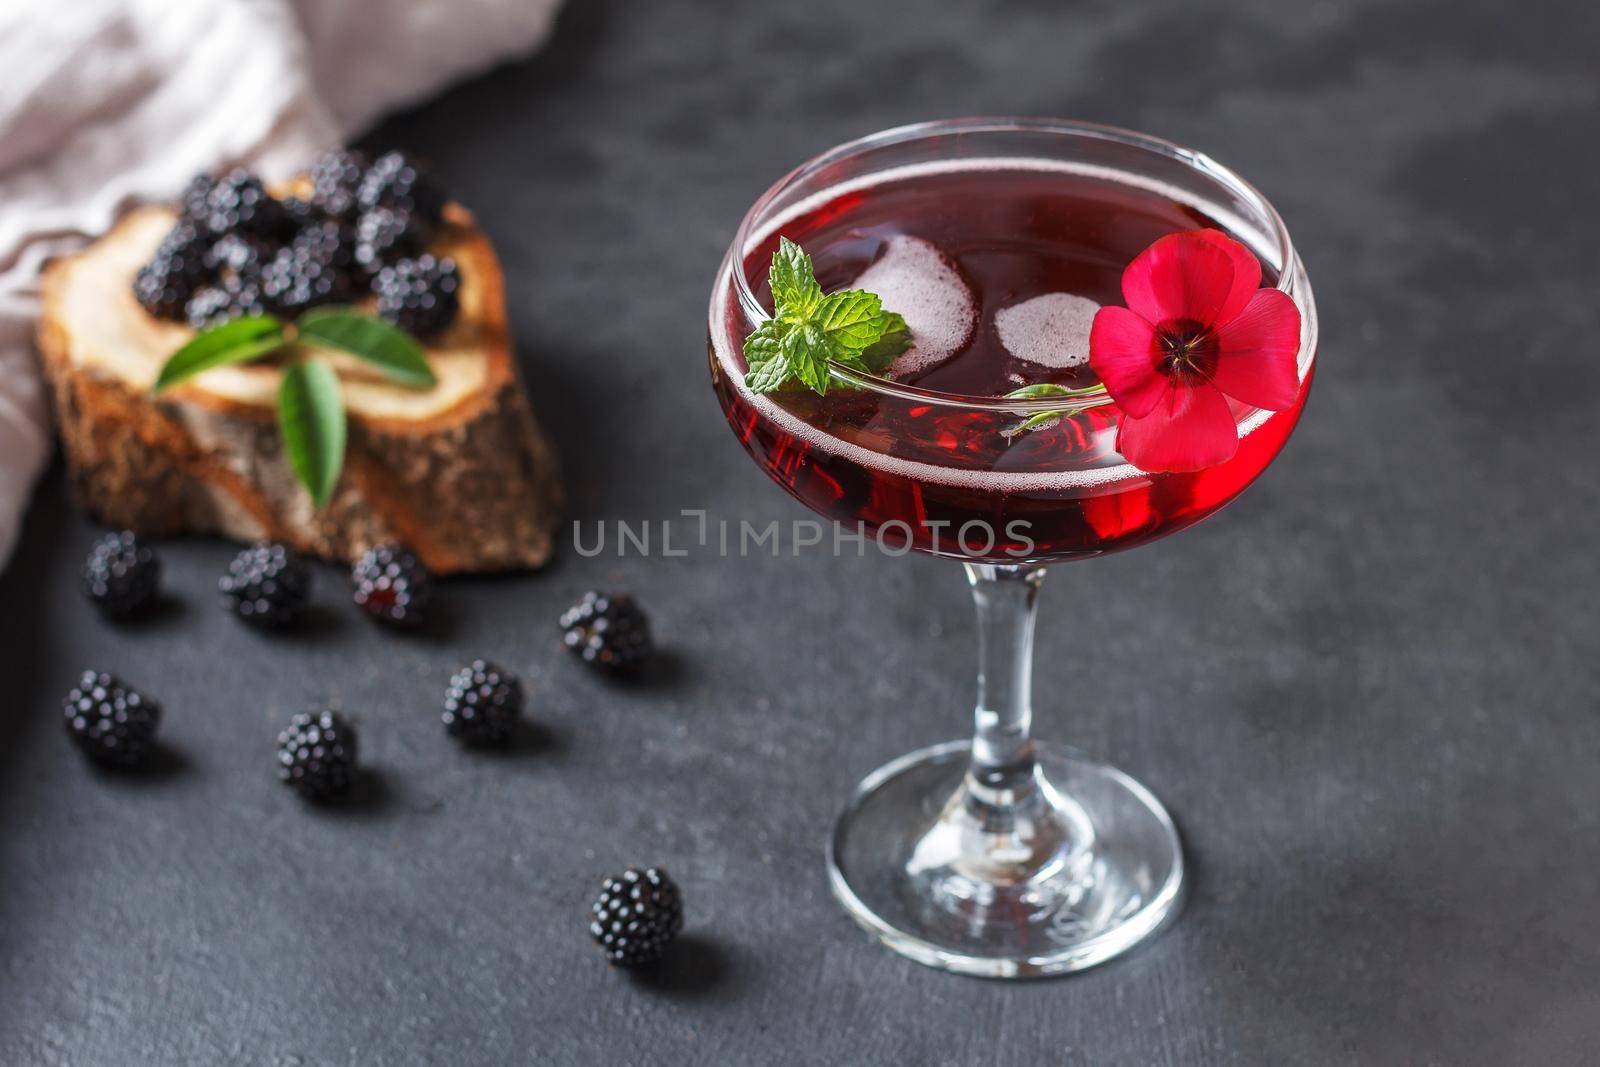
827;740;1184;979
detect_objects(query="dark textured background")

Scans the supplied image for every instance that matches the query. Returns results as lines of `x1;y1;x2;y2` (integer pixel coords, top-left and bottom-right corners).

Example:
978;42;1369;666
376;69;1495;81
3;0;1597;1063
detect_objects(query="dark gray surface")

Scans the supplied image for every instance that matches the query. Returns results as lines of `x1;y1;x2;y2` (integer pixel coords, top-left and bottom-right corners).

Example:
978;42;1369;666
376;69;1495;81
3;1;1598;1063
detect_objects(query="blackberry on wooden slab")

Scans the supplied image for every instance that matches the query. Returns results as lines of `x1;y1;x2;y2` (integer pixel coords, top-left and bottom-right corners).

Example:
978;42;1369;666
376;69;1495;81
357;151;445;227
372;254;459;338
309;149;368;221
132;220;210;320
354;206;430;278
200;169;284;239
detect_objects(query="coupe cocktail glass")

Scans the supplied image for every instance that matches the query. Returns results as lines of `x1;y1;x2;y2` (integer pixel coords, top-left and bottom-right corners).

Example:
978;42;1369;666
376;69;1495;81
707;119;1317;977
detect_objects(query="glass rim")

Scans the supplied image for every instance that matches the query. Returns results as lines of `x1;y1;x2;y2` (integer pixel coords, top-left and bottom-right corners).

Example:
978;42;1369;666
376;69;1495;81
727;116;1306;415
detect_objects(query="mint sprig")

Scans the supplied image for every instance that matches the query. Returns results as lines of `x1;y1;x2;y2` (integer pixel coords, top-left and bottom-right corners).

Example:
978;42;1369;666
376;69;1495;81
743;237;910;395
154;308;436;507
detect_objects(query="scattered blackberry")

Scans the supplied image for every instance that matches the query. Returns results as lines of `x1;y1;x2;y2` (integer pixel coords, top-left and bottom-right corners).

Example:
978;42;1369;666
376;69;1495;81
63;670;161;768
589;867;684;967
82;530;160;618
204;232;270;280
372;255;459;338
276;710;358;799
132;220;210;320
310;148;369;221
358;151;445;227
185;275;270;328
178;173;219;225
353;207;430;278
219;541;311;627
199;169;285;238
350;542;432;627
560;592;653;672
442;659;523;745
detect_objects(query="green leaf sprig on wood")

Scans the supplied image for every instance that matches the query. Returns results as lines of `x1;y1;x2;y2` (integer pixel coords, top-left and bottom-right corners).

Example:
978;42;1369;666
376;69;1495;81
742;237;910;396
153;308;436;507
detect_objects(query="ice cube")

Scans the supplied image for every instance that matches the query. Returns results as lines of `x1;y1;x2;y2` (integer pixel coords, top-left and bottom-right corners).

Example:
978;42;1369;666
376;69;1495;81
995;292;1100;369
850;236;977;378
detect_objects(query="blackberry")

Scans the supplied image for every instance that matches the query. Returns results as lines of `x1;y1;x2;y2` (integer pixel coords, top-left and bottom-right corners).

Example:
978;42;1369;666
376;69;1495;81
442;659;522;745
372;255;459;338
350;542;432;627
63;670;161;768
277;710;358;799
560;592;653;672
357;151;445;227
309;148;368;221
132;220;210;320
353;207;430;278
589;867;684;967
219;541;311;627
200;169;285;238
82;530;160;618
179;173;219;225
292;219;358;274
204;232;270;280
259;228;357;313
280;195;319;232
185;275;270;328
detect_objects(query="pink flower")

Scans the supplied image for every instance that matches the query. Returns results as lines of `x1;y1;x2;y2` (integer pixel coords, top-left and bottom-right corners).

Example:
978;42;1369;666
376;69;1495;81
1089;229;1302;473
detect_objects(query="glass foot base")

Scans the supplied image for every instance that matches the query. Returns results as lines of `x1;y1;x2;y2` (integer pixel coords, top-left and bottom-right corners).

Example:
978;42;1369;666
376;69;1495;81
827;740;1185;978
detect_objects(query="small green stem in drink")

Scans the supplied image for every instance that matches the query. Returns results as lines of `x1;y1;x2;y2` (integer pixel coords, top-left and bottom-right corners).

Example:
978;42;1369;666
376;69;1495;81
999;382;1104;437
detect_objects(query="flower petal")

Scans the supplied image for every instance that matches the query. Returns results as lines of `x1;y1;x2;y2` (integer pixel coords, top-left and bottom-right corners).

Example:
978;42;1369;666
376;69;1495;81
1116;380;1239;473
1121;230;1246;329
1088;306;1165;418
1208;289;1303;410
1190;229;1262;325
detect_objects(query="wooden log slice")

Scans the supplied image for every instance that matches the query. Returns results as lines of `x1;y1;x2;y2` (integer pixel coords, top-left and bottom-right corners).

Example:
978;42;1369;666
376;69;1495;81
36;202;562;574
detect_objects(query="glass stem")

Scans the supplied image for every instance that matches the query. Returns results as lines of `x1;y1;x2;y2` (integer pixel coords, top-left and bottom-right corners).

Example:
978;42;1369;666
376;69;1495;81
963;562;1047;800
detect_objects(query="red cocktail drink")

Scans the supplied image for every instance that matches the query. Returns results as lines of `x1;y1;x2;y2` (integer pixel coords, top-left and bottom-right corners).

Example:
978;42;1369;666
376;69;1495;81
711;160;1312;562
707;120;1318;978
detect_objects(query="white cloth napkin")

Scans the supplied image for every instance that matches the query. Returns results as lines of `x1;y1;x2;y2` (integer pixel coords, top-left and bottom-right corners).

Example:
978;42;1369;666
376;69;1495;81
0;0;562;569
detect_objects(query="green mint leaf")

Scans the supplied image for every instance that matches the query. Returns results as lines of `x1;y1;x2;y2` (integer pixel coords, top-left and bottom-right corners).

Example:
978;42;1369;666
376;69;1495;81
743;240;914;396
770;237;823;319
295;308;436;388
743;320;793;392
153;315;286;392
278;357;347;508
783;323;834;395
857;311;911;372
743;318;784;365
815;289;885;350
745;353;795;393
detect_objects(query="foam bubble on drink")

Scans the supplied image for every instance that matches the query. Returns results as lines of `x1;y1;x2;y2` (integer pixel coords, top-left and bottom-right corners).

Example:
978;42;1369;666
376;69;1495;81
849;236;977;378
995;292;1100;369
